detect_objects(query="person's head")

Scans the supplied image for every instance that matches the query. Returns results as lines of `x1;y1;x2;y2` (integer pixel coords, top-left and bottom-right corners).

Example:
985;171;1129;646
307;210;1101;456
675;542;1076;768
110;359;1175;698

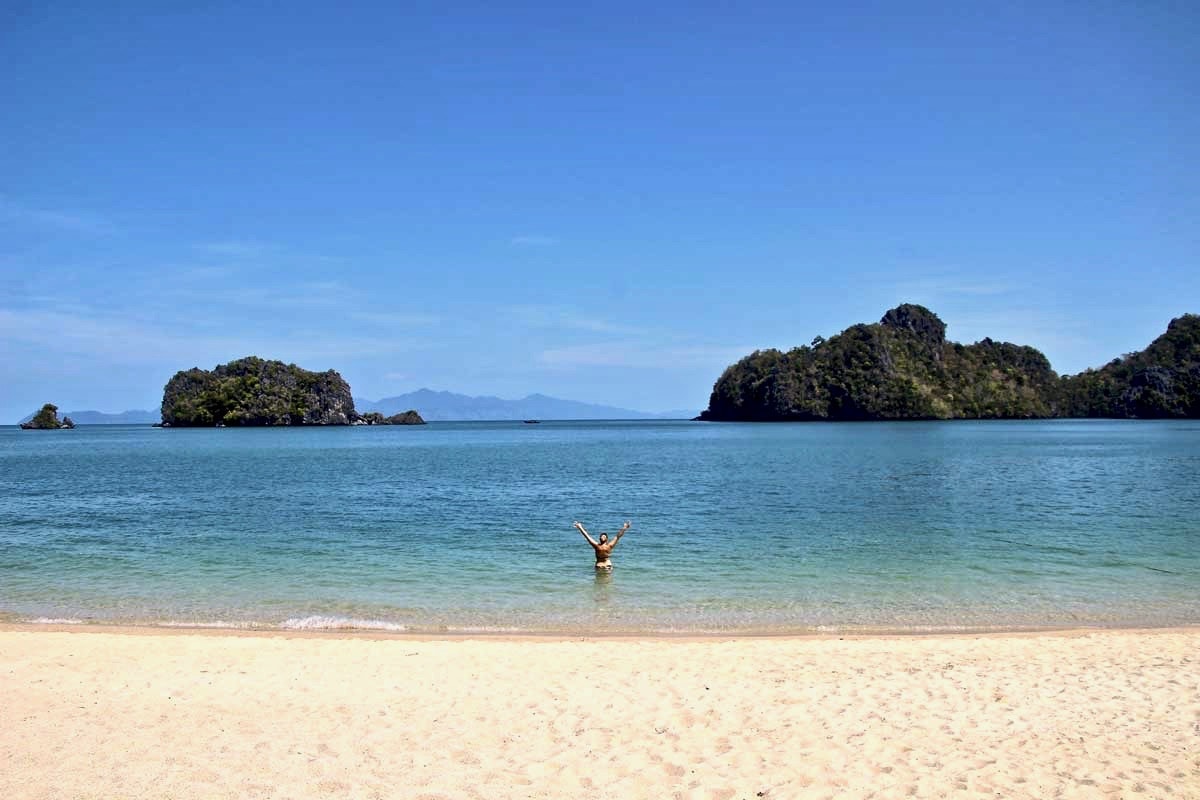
598;533;608;544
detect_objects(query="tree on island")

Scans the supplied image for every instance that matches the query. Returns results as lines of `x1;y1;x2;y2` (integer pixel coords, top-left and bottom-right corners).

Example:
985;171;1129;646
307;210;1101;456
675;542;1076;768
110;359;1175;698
19;404;75;430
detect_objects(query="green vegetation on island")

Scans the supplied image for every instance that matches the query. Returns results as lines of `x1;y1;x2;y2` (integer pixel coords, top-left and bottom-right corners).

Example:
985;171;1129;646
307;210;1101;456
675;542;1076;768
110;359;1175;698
357;410;426;425
699;305;1200;421
161;357;358;427
159;357;429;427
1058;314;1200;418
19;404;75;430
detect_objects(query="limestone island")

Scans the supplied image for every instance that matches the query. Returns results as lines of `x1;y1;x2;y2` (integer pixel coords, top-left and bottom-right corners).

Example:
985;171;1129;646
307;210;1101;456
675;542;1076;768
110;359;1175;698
19;404;76;429
159;357;424;427
356;411;426;426
699;304;1200;421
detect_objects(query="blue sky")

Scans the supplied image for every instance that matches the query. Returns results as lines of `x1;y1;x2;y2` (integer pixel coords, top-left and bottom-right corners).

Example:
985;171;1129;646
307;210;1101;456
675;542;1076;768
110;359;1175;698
2;1;1197;420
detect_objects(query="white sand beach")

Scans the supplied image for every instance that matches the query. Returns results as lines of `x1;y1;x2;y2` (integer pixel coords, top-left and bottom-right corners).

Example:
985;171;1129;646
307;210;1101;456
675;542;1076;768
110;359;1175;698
1;626;1197;799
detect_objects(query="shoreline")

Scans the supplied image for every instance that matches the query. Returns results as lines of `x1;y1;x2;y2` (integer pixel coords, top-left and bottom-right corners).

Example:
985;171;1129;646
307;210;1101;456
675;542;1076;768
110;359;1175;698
4;619;1199;642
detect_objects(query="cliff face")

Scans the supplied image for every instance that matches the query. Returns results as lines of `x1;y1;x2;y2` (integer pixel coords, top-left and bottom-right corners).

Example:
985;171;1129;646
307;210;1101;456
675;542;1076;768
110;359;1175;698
160;357;357;426
699;305;1198;421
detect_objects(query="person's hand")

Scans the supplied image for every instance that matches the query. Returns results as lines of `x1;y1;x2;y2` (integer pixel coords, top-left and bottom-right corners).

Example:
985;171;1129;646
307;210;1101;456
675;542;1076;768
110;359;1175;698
573;521;582;529
623;521;631;529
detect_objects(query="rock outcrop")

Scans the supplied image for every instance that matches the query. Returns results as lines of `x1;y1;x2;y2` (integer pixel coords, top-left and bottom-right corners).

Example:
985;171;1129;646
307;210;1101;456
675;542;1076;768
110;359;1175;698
354;410;426;425
160;357;357;427
385;410;425;425
19;404;75;429
699;306;1199;421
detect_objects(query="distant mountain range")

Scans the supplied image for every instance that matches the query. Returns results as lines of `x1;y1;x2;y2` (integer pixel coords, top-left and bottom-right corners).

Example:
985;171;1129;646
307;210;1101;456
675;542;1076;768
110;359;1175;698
17;392;697;425
355;389;696;421
16;409;160;425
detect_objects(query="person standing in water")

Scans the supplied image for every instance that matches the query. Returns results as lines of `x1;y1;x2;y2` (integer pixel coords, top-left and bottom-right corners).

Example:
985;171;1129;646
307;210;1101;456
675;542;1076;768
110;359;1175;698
574;520;631;570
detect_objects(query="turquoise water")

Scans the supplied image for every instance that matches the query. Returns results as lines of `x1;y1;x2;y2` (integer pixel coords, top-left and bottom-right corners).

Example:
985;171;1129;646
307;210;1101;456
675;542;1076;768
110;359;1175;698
1;420;1197;633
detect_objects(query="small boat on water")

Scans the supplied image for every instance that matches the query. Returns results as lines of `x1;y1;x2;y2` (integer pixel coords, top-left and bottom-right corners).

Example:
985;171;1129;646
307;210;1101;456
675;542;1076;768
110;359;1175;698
523;420;540;424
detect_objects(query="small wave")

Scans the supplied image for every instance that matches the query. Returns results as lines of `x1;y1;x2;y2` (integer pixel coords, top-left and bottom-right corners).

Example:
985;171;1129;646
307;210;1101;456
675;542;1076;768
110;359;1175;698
160;620;254;629
27;617;84;625
281;615;409;632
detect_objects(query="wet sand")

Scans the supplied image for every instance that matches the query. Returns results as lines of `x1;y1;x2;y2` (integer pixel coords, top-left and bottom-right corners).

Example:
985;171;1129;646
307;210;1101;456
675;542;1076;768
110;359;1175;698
1;626;1197;799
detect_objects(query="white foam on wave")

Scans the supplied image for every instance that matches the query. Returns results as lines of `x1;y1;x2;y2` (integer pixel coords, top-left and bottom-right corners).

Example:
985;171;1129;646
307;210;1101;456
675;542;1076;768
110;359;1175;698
27;617;84;624
281;615;409;632
160;620;254;629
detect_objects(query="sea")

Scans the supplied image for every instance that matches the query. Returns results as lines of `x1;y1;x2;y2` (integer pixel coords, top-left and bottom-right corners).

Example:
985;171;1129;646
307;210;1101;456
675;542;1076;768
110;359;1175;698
1;420;1197;634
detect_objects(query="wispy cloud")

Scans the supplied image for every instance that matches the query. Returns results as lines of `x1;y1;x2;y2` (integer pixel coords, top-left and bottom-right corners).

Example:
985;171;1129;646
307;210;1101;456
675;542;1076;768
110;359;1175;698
229;283;440;323
348;310;441;327
31;267;442;338
510;235;557;247
0;196;114;234
169;265;239;281
172;280;363;312
502;304;639;335
194;240;280;257
0;307;218;363
892;275;1014;301
0;302;430;367
539;341;753;369
946;308;1088;349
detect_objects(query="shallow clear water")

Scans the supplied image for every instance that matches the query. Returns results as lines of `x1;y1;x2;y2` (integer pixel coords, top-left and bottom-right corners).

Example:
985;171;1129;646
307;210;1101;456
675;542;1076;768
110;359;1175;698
1;420;1197;633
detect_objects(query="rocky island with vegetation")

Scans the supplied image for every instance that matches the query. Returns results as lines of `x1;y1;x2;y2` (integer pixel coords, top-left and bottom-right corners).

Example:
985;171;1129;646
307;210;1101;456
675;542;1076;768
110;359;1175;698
19;404;75;429
160;357;423;427
699;305;1199;421
356;410;426;425
1057;314;1200;418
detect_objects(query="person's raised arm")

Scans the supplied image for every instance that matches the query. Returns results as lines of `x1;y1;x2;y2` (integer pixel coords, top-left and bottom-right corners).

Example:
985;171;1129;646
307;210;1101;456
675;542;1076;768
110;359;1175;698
574;521;599;547
613;521;632;545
